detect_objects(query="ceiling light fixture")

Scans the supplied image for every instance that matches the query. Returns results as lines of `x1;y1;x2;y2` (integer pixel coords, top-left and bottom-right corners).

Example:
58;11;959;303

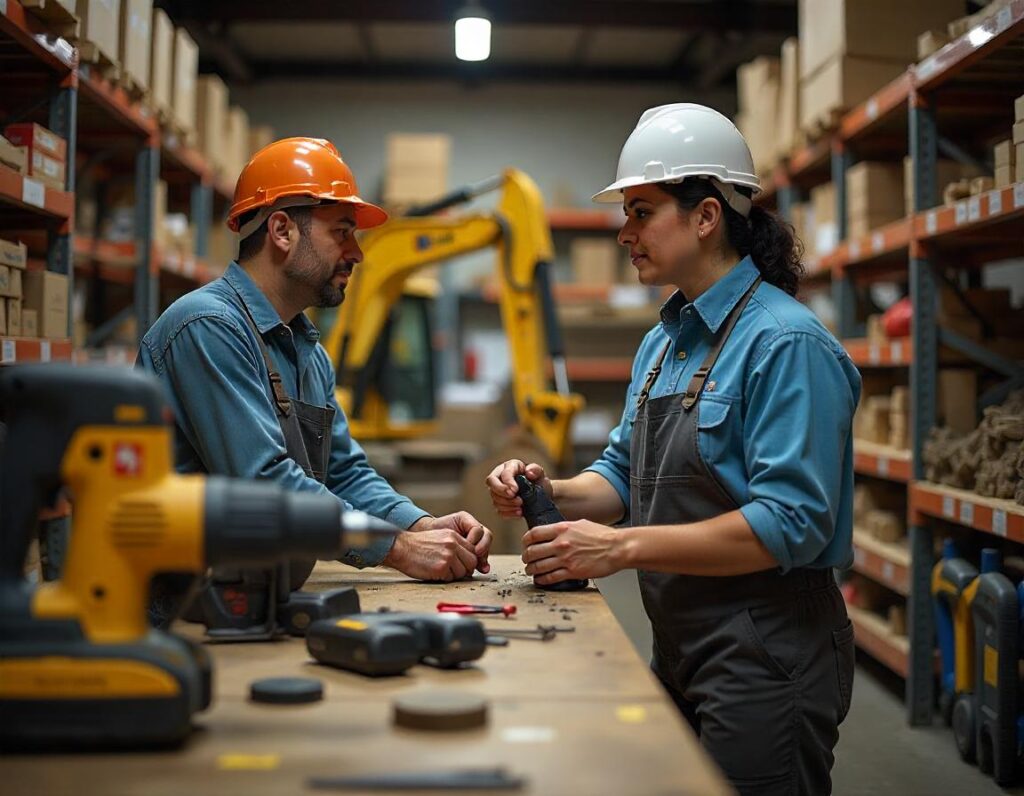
455;1;491;62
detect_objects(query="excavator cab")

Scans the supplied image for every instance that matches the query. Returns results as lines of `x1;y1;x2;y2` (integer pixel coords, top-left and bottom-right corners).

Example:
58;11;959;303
321;169;584;467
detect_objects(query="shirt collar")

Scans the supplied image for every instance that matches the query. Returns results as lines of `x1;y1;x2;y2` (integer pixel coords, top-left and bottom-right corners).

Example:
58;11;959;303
223;262;320;342
659;256;759;334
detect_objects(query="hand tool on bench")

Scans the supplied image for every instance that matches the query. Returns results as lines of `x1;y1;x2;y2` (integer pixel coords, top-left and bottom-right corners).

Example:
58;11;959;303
515;474;588;591
437;601;517;617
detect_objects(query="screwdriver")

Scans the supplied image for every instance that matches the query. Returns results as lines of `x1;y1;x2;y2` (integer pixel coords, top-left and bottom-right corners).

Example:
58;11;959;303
437;601;517;617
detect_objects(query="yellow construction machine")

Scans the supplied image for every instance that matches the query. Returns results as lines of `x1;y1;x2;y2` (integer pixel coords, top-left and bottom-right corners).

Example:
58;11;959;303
321;169;583;468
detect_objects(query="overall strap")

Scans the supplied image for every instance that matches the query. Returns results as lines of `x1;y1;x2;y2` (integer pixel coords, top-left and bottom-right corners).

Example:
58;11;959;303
230;285;292;417
681;277;762;411
635;340;673;411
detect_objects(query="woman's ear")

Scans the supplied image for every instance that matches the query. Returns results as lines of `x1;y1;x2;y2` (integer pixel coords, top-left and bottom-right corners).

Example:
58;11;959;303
697;197;724;239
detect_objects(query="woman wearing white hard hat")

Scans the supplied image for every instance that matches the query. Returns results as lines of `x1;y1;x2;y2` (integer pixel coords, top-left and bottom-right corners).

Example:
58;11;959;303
487;104;860;794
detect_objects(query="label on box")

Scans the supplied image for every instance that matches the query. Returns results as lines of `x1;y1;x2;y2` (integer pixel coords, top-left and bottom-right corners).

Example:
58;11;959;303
183;259;196;277
1;339;13;363
872;232;884;253
849;239;861;260
0;1;7;15
918;58;937;81
891;341;903;362
39;340;50;362
967;196;981;222
993;509;1007;537
866;98;879;121
869;344;880;364
882;561;895;582
954;201;968;225
877;457;889;477
942;495;955;518
1014;183;1024;209
996;6;1012;33
854;547;865;566
989;190;1002;216
960;501;974;526
926;211;937;235
22;178;44;208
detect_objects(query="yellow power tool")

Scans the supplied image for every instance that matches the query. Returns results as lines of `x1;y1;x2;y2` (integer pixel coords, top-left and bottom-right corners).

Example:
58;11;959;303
0;364;396;749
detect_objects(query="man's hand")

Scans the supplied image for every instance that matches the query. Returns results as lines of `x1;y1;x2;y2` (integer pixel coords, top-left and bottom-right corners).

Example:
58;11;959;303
410;512;493;574
383;528;479;581
485;459;552;518
522;519;625;586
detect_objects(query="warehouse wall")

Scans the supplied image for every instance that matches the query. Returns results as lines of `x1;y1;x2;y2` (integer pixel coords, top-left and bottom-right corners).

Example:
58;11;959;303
233;80;734;210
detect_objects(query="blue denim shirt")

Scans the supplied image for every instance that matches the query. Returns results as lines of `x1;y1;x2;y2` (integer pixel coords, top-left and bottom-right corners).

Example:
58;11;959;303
138;262;429;567
586;256;861;572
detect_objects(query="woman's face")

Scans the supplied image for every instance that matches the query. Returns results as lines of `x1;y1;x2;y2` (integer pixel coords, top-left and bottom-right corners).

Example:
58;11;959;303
617;184;699;287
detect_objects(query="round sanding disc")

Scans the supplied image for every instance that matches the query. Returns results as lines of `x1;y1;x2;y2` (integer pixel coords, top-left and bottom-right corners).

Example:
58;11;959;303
250;676;323;705
393;690;488;731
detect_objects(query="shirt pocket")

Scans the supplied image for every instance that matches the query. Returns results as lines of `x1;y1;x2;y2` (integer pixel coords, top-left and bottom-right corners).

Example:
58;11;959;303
695;396;741;475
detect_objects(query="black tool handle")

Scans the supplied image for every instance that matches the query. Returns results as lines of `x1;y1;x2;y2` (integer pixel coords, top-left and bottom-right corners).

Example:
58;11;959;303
514;475;588;591
0;365;165;585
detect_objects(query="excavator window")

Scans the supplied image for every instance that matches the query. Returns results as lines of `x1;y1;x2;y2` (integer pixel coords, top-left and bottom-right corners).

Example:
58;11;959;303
367;294;436;422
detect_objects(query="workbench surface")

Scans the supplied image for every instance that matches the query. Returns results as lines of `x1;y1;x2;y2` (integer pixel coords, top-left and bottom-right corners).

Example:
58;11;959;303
3;556;731;795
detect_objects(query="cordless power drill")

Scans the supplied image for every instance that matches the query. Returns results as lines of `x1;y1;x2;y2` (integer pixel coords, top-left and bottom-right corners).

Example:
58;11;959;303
515;474;588;591
306;610;487;676
0;364;399;749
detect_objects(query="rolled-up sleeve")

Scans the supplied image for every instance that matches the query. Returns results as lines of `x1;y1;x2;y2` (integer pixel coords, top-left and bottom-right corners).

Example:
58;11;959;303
738;331;857;572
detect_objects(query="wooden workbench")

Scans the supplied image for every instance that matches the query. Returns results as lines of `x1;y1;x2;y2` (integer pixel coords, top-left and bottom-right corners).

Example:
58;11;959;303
3;556;731;795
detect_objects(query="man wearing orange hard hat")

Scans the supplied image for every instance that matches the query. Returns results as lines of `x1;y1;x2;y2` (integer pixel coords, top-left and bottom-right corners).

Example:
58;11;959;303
139;137;492;588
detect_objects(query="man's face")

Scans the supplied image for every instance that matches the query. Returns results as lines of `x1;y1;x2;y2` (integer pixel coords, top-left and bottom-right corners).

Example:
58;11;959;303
284;204;363;308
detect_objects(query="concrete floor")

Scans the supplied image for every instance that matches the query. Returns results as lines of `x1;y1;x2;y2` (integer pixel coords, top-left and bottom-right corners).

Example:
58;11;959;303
596;572;1024;794
833;655;1024;795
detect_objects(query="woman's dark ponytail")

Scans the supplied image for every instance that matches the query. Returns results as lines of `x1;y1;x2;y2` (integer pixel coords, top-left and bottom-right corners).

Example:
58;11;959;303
657;179;805;296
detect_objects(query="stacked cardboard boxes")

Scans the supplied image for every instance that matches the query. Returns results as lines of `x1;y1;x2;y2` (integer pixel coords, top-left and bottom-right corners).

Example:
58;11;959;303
0;133;28;175
777;38;800;158
248;125;275;158
902;156;980;215
74;0;121;66
845;161;904;239
809;181;837;258
149;8;173;121
994;139;1015;190
383;134;451;206
224;106;251;184
4;123;67;191
118;0;151;94
1016;94;1024;183
0;239;27;337
735;56;780;176
570;238;626;286
196;75;229;175
171;26;198;140
798;0;963;135
22;271;69;340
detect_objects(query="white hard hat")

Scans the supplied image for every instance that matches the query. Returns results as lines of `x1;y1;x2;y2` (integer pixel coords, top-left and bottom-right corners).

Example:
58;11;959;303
593;103;760;217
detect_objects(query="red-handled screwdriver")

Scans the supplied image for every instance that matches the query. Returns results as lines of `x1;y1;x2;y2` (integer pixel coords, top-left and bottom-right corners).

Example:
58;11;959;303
437;601;517;617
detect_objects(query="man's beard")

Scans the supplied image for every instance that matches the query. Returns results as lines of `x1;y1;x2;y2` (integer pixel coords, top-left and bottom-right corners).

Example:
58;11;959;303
284;233;350;308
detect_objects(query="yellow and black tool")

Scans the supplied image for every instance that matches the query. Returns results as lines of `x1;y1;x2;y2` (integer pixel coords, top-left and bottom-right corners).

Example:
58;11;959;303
932;539;979;744
0;364;397;749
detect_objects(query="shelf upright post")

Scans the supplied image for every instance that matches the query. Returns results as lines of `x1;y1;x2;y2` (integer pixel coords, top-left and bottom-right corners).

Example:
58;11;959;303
192;179;213;258
830;139;857;338
134;136;159;339
906;85;939;726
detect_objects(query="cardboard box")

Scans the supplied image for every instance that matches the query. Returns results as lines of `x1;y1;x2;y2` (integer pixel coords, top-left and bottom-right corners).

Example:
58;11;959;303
0;296;6;335
0;266;22;299
970;176;994;196
866;313;886;344
3;122;66;160
994;139;1016;167
1017;144;1024;183
1016;93;1024;122
801;55;906;132
21;308;38;338
6;299;21;337
29;149;66;190
890;385;909;413
0;137;27;173
118;0;151;91
917;29;950;60
737;57;781;175
866;509;903;543
0;239;27;269
383;134;451;205
777;38;800;160
938;369;976;434
22;271;69;339
737;56;779;114
171;27;198;135
570;238;620;286
1014;120;1024;146
196;75;228;173
248;125;275;157
149;8;173;117
903;156;979;214
995;165;1014;190
810;181;837;255
846;161;904;238
225;105;250;184
798;0;963;80
75;0;121;65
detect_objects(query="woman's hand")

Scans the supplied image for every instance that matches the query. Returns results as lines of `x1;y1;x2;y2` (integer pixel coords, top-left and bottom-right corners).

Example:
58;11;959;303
521;519;627;585
485;459;552;518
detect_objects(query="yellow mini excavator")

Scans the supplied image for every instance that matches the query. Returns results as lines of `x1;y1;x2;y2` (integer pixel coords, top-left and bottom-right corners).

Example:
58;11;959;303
321;168;584;468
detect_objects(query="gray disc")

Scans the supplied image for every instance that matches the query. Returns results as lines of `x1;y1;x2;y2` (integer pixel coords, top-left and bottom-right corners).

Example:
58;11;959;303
250;676;323;705
393;690;488;731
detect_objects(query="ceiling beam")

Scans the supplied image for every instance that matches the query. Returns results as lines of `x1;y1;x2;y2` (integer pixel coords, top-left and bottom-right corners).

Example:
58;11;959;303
158;0;796;33
247;60;696;85
184;21;253;82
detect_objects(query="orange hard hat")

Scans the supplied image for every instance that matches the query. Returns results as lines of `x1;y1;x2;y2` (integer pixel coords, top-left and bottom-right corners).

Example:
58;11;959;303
227;137;388;236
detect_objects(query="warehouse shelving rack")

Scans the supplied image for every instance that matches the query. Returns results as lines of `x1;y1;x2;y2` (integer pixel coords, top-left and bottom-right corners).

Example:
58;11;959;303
0;0;226;364
762;0;1024;727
